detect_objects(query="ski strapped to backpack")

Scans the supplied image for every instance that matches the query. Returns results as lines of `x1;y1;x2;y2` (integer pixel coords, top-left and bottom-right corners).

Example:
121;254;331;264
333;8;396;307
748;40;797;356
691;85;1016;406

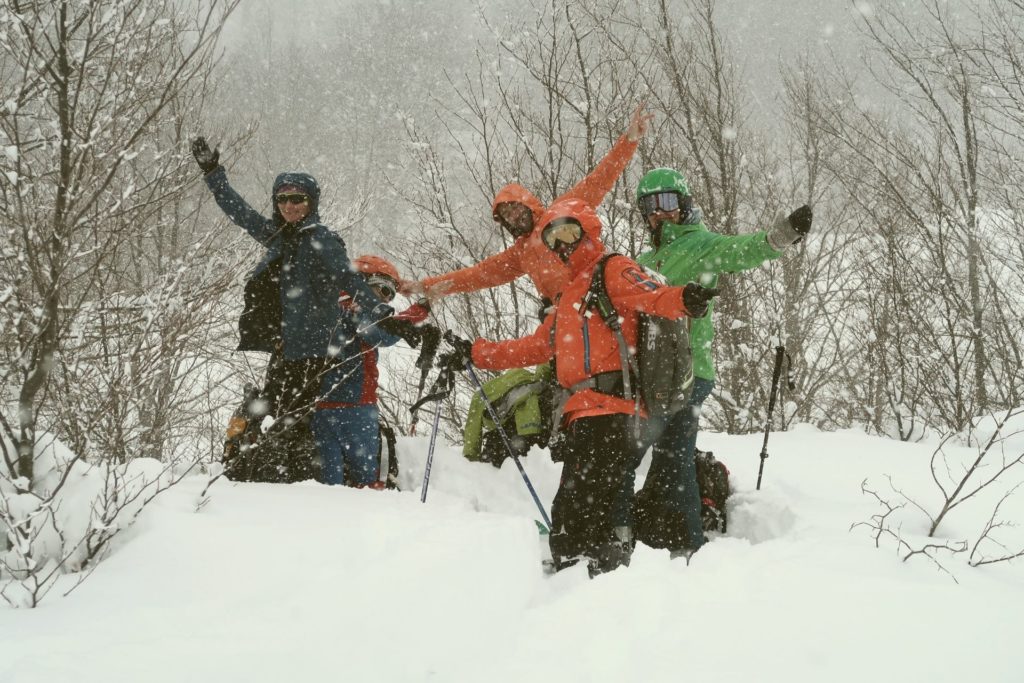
557;254;695;433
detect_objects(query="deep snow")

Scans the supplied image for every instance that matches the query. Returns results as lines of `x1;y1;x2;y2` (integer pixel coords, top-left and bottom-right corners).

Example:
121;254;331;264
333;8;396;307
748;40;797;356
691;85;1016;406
2;425;1022;683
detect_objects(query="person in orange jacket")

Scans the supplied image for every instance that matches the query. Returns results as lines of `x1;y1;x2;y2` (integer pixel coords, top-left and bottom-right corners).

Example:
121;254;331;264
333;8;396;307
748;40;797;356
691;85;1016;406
406;106;654;303
445;198;718;577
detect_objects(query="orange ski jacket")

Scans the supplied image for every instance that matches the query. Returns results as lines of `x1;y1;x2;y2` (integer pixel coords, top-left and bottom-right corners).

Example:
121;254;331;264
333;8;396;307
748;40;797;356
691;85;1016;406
421;132;639;301
469;199;695;425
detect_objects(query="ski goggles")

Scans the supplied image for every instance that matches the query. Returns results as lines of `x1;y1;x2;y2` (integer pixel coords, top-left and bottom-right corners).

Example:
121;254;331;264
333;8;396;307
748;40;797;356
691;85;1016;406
541;217;584;249
638;191;690;217
365;274;397;302
275;193;310;205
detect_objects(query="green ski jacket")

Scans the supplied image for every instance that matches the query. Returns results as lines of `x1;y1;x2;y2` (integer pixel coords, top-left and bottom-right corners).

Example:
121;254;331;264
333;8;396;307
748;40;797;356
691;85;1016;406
636;218;781;382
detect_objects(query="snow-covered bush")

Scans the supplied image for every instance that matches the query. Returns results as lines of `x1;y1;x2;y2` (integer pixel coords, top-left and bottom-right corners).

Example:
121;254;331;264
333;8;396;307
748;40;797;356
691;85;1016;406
0;432;188;607
0;0;244;606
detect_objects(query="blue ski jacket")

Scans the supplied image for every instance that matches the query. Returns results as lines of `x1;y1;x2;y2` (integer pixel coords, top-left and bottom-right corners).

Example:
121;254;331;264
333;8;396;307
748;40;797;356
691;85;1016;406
203;167;392;361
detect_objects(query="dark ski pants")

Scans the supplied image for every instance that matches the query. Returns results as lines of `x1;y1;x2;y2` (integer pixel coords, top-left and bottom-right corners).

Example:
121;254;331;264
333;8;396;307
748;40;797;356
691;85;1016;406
262;355;382;486
313;404;381;486
549;413;645;576
633;377;714;552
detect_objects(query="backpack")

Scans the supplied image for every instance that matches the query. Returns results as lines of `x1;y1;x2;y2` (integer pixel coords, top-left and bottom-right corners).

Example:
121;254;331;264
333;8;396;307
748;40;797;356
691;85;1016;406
585;253;694;417
463;365;554;467
633;448;731;550
695;449;730;533
222;402;319;484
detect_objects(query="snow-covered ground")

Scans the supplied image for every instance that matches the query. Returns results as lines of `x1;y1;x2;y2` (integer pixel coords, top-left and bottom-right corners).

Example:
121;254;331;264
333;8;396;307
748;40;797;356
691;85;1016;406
2;425;1022;683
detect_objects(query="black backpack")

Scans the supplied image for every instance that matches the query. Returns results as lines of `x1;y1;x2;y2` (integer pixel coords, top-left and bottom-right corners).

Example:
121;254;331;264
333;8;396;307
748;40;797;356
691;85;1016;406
222;389;319;484
585;253;694;417
695;449;730;533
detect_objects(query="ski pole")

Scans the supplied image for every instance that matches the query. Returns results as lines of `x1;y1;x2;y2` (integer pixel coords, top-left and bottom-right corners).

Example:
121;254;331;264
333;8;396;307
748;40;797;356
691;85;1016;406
411;364;454;503
462;361;553;531
756;345;788;490
420;397;443;503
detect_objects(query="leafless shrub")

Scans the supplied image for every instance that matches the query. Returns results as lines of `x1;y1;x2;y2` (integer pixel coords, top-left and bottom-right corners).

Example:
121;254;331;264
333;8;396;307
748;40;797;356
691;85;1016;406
855;407;1024;578
0;0;241;606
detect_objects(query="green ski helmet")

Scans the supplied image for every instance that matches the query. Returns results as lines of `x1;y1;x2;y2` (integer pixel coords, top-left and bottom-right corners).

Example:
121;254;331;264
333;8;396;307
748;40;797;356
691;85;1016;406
635;167;690;206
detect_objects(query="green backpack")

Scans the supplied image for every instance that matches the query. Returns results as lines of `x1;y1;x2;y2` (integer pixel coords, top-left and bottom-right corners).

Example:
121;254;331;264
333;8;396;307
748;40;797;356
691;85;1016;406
463;365;553;466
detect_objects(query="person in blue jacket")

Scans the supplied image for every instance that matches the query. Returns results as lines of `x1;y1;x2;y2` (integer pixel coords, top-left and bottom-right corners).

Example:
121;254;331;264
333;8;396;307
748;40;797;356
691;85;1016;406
192;137;394;486
311;256;408;487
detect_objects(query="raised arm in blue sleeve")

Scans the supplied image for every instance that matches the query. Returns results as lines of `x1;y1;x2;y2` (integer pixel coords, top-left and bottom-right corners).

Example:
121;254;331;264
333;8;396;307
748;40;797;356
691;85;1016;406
203;167;279;245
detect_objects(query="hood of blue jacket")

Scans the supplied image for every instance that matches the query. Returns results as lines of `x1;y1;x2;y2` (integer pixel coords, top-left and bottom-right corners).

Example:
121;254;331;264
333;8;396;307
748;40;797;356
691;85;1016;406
272;171;321;227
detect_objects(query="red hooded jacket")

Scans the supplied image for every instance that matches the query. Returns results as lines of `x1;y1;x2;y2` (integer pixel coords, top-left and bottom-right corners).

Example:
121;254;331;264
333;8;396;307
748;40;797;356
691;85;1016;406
420;131;639;301
470;199;697;424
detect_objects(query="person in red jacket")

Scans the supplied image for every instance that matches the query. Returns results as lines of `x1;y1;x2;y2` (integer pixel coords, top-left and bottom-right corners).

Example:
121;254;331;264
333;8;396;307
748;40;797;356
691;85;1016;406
445;198;718;577
315;255;436;487
407;106;653;304
355;256;431;331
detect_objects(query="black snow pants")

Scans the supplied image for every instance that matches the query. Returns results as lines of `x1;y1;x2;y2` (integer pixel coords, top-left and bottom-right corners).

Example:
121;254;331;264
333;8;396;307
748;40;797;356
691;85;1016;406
224;355;325;484
548;413;643;577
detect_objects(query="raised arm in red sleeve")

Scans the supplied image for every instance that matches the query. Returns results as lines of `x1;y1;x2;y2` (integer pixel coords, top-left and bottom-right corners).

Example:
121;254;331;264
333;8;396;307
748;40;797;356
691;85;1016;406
558;131;640;210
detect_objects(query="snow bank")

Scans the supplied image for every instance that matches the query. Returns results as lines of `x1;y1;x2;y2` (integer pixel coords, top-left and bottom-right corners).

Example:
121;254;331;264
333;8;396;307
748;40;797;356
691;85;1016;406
1;426;1022;682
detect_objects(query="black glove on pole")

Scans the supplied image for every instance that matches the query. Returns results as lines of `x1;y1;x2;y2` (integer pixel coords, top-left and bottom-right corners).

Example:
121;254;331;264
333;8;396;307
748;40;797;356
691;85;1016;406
407;327;440;438
442;330;474;369
682;283;720;318
191;137;220;175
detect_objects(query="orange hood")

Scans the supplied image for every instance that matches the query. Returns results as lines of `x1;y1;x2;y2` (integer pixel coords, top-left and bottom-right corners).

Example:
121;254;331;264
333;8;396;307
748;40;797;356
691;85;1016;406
536;198;606;276
491;184;546;224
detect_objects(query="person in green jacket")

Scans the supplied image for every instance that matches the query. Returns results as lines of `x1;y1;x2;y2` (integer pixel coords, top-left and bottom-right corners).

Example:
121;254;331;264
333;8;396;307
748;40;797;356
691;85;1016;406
631;167;813;557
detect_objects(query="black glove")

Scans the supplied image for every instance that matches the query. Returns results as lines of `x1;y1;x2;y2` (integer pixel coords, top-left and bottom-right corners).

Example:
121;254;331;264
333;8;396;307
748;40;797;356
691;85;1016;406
191;137;220;175
416;325;441;370
767;204;813;250
682;283;719;318
442;330;474;369
369;302;395;321
377;316;419;346
788;204;813;238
